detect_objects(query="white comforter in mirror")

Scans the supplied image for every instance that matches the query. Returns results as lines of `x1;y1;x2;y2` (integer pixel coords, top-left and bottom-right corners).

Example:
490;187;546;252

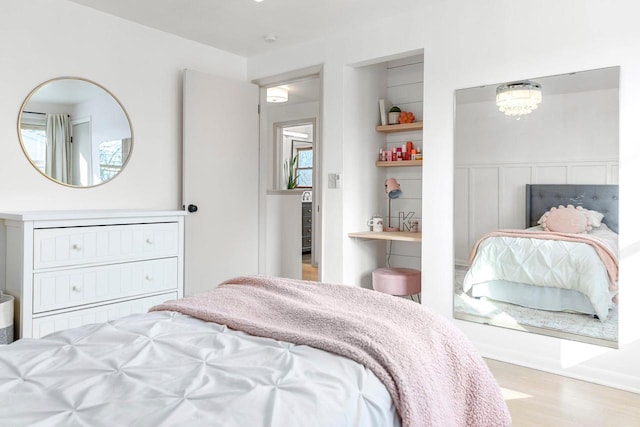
463;225;618;320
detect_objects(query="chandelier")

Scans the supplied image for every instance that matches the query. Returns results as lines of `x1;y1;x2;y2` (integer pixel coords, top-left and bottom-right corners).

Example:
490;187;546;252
495;80;542;118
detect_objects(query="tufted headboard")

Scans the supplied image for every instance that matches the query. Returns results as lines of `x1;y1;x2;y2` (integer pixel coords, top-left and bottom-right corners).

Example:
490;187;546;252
526;184;619;233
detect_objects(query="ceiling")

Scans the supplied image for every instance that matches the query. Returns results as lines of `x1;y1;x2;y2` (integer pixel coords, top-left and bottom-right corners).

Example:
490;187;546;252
456;67;620;105
456;67;620;104
68;0;429;57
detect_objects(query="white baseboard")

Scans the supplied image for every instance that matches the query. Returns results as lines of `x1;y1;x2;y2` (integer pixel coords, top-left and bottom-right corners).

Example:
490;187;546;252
476;340;640;394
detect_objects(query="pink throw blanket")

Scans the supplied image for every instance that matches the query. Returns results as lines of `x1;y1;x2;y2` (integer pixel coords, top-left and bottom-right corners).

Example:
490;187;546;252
468;229;619;292
150;275;511;427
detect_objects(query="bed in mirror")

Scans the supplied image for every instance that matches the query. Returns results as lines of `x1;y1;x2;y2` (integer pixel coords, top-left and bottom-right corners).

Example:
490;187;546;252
18;77;133;187
453;66;620;348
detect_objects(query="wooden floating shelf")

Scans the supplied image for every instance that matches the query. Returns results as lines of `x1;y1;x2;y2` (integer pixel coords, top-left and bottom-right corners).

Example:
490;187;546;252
375;121;423;133
376;160;422;167
348;231;422;242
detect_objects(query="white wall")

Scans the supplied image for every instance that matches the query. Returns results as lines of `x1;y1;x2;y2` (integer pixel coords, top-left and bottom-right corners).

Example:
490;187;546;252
247;0;640;392
1;0;246;211
342;63;388;287
456;89;619;165
264;193;301;279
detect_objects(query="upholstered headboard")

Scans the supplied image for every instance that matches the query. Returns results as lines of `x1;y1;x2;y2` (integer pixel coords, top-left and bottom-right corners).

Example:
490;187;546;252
526;184;619;233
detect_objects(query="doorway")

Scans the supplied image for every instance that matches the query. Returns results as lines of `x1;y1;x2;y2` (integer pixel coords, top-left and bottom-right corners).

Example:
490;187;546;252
257;69;322;282
277;121;317;281
70;117;91;186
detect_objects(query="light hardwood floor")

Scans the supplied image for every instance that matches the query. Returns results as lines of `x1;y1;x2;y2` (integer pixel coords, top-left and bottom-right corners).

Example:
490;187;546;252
485;358;640;426
302;253;318;281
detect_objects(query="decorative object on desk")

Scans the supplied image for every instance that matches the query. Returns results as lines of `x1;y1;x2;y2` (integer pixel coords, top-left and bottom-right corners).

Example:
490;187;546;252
384;178;402;231
399;111;415;124
496;80;542;119
378;99;391;125
367;216;384;232
284;154;299;189
388;106;401;125
399;211;416;231
409;219;419;233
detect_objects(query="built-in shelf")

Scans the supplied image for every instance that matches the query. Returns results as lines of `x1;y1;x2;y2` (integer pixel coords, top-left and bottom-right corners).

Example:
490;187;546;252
348;231;422;242
376;160;422;167
375;121;423;133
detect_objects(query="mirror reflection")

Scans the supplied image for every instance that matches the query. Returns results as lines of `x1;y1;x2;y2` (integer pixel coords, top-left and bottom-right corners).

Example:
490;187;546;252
453;67;620;348
18;77;132;187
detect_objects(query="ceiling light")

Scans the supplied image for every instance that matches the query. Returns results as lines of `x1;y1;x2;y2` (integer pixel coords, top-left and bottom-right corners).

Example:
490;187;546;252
283;130;309;139
496;80;542;118
267;86;288;103
263;34;277;43
254;0;264;2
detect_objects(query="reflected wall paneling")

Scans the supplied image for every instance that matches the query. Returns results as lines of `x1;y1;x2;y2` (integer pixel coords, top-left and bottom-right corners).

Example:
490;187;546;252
455;160;618;265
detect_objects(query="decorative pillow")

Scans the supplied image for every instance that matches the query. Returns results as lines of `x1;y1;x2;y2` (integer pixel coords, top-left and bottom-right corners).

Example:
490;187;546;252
588;210;605;227
537;207;605;228
540;205;592;233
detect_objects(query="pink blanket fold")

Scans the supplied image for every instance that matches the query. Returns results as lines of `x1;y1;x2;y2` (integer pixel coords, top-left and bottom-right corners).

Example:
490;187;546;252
150;275;511;427
468;229;619;292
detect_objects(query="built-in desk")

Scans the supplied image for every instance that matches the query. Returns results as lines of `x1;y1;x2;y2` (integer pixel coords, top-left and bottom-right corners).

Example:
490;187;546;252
348;231;422;242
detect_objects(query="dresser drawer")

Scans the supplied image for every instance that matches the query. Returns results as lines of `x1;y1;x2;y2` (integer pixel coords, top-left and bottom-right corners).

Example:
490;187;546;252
33;258;178;313
32;292;177;339
33;222;179;269
302;237;312;251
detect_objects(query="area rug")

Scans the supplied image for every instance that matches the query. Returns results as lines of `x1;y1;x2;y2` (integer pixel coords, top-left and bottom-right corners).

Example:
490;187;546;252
454;268;618;344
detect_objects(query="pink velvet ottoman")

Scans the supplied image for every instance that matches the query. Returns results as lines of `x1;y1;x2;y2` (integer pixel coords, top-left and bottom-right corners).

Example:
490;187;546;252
372;268;421;297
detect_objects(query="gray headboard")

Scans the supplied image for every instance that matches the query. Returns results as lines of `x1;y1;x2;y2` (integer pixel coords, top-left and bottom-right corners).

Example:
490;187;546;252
526;184;619;233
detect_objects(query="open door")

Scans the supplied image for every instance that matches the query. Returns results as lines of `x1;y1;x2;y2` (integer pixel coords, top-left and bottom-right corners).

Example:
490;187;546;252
182;69;259;295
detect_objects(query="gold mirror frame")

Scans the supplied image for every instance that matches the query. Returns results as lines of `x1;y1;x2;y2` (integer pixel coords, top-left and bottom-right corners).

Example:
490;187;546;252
17;77;133;188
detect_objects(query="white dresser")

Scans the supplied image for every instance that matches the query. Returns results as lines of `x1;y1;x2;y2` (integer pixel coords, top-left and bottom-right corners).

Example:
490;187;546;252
0;210;186;339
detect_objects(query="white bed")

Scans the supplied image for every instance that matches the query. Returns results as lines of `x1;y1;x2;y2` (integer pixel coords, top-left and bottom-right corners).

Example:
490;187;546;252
0;275;511;427
0;311;399;427
463;184;619;320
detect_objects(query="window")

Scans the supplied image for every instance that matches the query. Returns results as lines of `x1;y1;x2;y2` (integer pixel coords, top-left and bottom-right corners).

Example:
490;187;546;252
295;147;313;188
99;139;124;181
20;114;47;172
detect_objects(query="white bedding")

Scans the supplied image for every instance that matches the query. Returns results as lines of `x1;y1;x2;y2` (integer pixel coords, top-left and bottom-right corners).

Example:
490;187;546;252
463;225;618;320
0;311;400;427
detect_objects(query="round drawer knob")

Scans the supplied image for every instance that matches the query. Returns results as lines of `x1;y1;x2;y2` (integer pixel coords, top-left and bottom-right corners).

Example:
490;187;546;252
71;285;81;292
72;244;82;250
146;238;154;244
145;275;153;281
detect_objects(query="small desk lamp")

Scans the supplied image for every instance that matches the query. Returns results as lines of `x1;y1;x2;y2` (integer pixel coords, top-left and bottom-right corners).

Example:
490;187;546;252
384;178;402;231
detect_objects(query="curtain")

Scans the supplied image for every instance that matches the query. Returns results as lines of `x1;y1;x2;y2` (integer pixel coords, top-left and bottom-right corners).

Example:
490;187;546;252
45;114;72;183
121;137;132;161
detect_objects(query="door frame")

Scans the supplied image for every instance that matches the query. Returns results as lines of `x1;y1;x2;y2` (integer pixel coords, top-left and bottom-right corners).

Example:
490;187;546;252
253;65;323;278
274;118;318;268
70;116;92;185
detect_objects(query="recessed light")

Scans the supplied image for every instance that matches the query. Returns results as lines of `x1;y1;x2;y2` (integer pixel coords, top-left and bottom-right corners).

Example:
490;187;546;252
263;34;277;43
255;0;264;2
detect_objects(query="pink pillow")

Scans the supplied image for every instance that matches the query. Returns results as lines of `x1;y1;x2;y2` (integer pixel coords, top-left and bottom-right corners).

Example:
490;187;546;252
540;205;592;233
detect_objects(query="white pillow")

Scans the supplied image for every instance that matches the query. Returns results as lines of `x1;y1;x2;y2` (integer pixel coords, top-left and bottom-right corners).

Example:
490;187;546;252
588;210;605;227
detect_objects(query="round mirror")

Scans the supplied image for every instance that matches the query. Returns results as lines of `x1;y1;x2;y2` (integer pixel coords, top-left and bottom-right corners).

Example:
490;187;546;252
17;77;133;187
